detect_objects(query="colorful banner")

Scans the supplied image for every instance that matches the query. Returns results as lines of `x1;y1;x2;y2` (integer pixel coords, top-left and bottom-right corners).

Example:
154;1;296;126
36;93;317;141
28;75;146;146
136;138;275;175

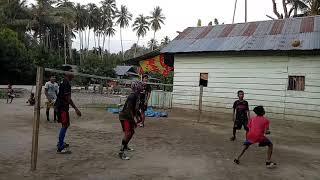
139;54;173;77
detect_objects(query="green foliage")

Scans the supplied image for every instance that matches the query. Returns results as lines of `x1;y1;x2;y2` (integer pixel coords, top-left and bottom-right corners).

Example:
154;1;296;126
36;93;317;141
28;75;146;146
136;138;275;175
78;53;116;77
0;27;35;84
149;71;174;92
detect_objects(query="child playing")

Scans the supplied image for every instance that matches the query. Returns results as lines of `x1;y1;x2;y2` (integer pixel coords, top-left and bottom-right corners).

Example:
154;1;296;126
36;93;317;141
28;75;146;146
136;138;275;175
234;106;277;169
26;93;35;106
7;84;15;103
230;90;250;141
118;81;144;160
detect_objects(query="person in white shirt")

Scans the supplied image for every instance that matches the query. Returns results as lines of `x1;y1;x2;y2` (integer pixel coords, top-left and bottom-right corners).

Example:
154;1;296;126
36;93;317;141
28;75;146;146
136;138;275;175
45;76;59;122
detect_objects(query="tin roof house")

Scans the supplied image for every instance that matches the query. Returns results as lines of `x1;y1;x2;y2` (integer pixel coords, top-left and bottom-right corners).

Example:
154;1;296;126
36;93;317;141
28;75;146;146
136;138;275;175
161;16;320;122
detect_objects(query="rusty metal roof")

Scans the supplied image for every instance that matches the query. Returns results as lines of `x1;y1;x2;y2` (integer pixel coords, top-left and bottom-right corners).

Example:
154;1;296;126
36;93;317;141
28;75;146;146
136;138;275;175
161;16;320;54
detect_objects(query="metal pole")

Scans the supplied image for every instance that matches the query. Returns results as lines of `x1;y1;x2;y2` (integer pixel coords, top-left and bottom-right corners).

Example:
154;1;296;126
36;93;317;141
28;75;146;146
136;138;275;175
232;0;238;23
31;66;44;171
245;0;248;22
197;85;204;123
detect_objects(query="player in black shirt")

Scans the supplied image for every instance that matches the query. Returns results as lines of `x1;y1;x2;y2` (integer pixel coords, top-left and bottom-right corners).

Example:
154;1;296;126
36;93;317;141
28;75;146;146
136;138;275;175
119;81;144;160
138;74;152;127
231;90;250;141
55;65;81;153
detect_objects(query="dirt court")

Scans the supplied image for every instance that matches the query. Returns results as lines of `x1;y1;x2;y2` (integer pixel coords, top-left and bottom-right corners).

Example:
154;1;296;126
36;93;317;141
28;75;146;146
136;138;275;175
0;96;320;180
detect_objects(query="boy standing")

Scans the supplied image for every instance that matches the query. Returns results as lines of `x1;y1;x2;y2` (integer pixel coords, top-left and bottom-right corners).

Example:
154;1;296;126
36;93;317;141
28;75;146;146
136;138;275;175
139;74;152;127
231;90;250;141
118;81;143;160
234;106;277;168
55;66;81;153
45;76;59;122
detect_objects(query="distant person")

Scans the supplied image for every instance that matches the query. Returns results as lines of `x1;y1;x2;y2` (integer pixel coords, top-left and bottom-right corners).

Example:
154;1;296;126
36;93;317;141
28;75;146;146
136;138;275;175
6;84;15;103
45;76;59;122
138;74;152;127
26;93;35;106
230;90;250;141
118;81;143;160
234;106;277;169
55;66;81;154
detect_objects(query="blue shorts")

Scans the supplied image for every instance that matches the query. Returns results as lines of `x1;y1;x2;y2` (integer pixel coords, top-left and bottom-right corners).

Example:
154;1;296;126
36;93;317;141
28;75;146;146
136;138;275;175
244;138;272;147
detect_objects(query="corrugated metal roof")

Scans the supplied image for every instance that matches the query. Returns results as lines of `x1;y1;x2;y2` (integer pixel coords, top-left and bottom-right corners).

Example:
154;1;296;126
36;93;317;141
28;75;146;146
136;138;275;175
161;16;320;53
114;66;134;76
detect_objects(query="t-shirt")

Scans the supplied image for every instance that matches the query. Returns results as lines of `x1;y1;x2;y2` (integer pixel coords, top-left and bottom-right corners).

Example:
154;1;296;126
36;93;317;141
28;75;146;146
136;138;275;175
247;116;270;143
233;100;249;121
140;84;152;103
55;79;71;111
45;81;59;100
119;93;139;121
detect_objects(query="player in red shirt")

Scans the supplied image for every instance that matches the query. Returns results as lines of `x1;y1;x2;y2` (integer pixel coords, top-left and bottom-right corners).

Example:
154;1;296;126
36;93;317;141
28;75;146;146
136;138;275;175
234;106;277;168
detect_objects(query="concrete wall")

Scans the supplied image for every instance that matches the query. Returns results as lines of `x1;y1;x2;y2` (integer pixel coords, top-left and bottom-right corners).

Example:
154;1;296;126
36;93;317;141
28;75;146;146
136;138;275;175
172;55;320;123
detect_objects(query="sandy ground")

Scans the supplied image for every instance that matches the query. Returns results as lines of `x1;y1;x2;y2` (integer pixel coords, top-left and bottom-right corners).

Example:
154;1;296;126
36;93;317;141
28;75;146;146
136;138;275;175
0;96;320;180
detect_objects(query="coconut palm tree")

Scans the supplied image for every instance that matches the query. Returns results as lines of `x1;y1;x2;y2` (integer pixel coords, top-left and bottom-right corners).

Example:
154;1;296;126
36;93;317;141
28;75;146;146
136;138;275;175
115;5;132;60
161;36;170;47
101;0;117;58
75;3;87;64
132;14;149;57
105;20;116;55
86;3;97;52
148;38;158;50
56;0;75;64
149;6;165;50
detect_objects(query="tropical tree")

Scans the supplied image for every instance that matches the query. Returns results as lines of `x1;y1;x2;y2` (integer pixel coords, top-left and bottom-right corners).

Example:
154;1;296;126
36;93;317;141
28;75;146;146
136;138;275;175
86;3;97;53
149;6;165;50
132;14;149;57
57;0;75;64
105;20;116;57
161;36;170;47
101;0;117;59
75;3;87;64
148;38;158;50
115;5;132;60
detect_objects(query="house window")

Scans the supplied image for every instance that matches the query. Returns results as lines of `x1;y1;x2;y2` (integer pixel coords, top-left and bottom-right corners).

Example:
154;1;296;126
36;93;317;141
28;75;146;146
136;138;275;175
199;73;208;87
288;76;305;91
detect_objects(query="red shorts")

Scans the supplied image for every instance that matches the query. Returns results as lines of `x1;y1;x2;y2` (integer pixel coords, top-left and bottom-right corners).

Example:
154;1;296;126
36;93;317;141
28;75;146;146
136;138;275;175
120;120;135;133
57;111;70;128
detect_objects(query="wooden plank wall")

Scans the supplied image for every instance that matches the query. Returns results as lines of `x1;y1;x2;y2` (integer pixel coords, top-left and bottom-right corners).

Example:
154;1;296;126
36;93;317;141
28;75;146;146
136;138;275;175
172;55;320;123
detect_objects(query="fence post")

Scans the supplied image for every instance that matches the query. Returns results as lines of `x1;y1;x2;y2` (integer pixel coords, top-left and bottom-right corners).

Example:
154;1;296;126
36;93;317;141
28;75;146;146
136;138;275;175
197;85;204;123
31;66;44;171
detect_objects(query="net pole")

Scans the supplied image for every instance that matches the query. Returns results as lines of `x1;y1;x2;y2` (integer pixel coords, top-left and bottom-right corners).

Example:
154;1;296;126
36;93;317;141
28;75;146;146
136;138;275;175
197;85;204;123
31;66;44;171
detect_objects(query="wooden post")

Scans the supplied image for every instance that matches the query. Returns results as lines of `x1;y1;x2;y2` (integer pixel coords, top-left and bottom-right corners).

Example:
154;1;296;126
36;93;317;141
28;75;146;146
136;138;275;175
198;85;204;123
31;66;44;171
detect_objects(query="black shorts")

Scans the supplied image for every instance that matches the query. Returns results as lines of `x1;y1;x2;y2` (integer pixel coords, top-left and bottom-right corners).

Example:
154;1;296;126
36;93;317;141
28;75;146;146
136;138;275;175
234;119;248;131
139;101;147;111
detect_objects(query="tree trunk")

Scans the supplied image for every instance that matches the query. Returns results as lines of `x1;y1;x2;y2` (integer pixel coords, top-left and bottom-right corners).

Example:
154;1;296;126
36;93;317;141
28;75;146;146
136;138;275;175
120;28;124;60
87;28;90;56
282;0;289;18
94;31;97;52
63;23;67;64
102;33;106;60
68;26;73;64
272;0;283;19
79;30;82;66
134;37;139;58
151;30;156;50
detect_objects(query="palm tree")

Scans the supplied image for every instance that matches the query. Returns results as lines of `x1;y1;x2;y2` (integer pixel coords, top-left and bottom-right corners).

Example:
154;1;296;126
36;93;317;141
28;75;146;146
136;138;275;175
75;3;87;64
87;3;97;52
149;6;165;50
115;5;132;60
132;14;149;57
161;36;170;46
148;38;158;50
56;0;75;64
105;20;116;53
101;0;117;58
